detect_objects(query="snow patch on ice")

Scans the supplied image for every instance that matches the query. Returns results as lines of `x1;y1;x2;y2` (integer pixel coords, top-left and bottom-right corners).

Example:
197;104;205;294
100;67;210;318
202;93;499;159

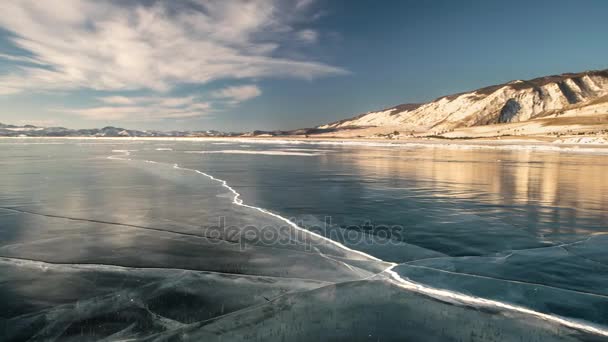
553;137;608;145
111;149;138;153
184;150;323;156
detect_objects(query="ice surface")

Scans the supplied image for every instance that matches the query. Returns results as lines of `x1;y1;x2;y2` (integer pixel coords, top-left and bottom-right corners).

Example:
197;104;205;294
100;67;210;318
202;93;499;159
1;139;607;341
0;258;329;341
146;279;602;341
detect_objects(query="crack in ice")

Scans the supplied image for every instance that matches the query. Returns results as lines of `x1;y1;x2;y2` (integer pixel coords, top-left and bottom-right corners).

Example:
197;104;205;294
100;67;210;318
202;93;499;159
398;264;608;299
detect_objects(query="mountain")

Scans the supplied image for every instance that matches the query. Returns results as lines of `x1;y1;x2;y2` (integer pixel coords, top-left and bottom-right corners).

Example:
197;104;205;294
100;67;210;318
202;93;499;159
0;124;239;138
317;69;608;138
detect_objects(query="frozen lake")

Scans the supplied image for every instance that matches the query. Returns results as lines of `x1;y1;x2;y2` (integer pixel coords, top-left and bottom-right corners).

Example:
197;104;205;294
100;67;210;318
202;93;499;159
1;138;607;341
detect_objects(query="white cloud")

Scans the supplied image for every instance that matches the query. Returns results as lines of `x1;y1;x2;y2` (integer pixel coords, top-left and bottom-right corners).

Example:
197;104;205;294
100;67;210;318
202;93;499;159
295;0;316;10
158;96;196;108
0;53;45;65
0;0;347;96
98;96;136;105
296;29;319;44
67;103;212;121
71;95;212;121
68;106;147;121
212;85;262;102
189;103;212;111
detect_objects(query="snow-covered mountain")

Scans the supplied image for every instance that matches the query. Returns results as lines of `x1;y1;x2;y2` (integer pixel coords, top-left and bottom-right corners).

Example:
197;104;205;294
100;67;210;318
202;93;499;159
319;69;608;137
0;123;238;138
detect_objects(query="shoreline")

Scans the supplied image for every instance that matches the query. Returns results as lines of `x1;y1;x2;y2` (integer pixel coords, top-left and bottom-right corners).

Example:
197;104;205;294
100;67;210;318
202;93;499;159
2;135;608;154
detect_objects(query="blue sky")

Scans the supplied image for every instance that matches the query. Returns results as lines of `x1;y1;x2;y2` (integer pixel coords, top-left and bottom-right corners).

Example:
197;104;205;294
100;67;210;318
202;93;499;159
0;0;607;131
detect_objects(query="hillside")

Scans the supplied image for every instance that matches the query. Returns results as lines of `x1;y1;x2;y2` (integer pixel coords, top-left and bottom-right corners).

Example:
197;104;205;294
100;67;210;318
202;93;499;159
316;69;608;139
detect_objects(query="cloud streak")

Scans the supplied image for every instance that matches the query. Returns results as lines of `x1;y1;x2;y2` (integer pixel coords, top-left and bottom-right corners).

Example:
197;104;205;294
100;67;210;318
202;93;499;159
212;85;262;102
0;0;346;95
74;95;213;121
0;0;346;122
296;29;319;44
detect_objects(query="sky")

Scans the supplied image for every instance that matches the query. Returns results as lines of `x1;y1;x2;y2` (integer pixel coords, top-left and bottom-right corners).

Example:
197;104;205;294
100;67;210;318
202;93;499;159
0;0;607;132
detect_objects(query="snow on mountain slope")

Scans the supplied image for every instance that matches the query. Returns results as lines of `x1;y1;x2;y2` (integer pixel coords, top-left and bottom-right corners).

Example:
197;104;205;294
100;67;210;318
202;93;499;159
319;70;608;135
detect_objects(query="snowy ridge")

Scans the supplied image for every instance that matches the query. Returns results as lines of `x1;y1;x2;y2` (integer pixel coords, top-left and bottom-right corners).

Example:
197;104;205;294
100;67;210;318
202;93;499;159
320;69;608;134
107;149;608;337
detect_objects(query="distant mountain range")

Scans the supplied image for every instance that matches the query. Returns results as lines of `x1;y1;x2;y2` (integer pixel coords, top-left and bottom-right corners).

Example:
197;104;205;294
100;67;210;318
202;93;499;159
314;69;608;138
0;123;239;138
